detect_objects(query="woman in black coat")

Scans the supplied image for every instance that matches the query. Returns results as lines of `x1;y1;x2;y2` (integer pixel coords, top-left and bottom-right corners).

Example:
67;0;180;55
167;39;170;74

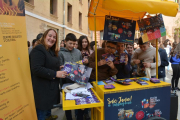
30;29;67;120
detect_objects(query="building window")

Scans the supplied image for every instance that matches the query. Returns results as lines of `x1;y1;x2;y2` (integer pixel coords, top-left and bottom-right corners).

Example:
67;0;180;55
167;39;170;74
175;0;180;11
79;12;82;29
24;0;34;5
67;3;72;23
88;0;90;8
50;0;57;16
79;0;82;4
50;0;53;14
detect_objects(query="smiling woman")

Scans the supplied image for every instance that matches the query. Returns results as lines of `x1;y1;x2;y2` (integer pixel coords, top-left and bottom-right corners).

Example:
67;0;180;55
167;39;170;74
38;29;58;56
44;30;57;48
29;29;68;120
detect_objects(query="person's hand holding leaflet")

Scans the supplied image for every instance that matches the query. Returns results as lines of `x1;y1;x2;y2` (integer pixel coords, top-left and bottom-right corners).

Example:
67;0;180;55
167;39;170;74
125;54;128;65
106;60;115;69
83;59;89;64
133;59;140;64
143;62;151;68
98;59;106;66
56;71;68;78
60;65;64;70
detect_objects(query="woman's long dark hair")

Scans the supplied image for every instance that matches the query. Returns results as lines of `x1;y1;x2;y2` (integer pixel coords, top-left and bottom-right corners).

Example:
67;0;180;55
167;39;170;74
170;42;180;58
78;35;90;54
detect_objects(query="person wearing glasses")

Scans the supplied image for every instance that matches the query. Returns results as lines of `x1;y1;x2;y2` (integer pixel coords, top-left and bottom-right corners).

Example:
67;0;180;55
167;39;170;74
88;41;118;82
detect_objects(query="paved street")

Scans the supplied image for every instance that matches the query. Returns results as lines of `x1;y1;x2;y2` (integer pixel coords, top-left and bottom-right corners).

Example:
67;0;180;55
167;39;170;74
52;67;180;120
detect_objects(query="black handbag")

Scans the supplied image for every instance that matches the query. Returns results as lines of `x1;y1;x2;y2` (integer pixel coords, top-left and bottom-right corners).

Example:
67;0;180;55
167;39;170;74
170;93;178;120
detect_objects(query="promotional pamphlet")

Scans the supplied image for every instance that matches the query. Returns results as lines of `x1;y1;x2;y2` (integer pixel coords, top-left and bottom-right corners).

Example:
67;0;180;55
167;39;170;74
62;62;92;86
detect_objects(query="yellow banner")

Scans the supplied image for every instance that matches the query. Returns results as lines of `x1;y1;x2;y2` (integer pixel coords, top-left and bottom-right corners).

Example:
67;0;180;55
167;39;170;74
0;0;37;119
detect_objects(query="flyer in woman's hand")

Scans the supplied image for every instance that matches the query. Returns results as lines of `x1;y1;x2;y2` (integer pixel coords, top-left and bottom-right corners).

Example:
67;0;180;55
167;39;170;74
62;62;92;86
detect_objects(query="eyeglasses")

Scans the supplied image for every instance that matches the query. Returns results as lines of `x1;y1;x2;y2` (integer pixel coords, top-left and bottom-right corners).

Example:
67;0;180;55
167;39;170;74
107;46;116;50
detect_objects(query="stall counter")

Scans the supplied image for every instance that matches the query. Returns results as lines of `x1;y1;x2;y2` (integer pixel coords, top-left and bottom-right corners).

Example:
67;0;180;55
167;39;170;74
92;80;171;120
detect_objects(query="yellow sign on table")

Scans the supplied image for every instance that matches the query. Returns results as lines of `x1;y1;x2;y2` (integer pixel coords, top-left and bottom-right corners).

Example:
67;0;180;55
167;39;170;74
0;0;37;120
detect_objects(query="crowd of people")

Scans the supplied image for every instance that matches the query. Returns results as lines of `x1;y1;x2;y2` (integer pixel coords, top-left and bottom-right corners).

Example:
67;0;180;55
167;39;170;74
27;29;180;120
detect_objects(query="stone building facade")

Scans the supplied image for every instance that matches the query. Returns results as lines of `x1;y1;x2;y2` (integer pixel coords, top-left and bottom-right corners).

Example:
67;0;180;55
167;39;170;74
25;0;92;46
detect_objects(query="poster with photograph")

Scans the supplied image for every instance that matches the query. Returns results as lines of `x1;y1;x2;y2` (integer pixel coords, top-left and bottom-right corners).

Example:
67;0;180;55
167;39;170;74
137;14;166;42
62;62;92;86
0;0;25;16
103;15;136;43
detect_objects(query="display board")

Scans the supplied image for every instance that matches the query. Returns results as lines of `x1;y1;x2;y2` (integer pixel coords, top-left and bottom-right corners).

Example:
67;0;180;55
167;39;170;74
104;86;171;120
103;15;136;43
0;0;37;119
137;14;166;42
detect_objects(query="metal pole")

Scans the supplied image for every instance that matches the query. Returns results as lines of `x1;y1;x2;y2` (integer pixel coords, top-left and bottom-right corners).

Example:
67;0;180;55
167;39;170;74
94;15;98;85
93;0;100;14
156;39;158;78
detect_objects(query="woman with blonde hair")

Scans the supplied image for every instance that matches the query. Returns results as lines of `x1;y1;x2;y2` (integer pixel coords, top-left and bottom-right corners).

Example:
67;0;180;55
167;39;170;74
30;29;68;120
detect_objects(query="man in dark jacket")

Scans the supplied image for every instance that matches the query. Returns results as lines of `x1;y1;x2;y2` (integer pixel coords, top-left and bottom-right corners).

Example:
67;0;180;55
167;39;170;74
151;40;169;81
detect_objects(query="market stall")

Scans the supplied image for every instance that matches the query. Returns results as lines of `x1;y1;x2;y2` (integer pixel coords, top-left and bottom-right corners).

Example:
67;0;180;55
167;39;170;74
62;0;178;120
86;0;179;120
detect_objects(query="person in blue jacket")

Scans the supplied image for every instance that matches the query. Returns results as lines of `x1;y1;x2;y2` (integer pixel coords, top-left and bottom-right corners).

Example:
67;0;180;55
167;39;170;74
115;43;131;79
151;40;169;81
170;42;180;91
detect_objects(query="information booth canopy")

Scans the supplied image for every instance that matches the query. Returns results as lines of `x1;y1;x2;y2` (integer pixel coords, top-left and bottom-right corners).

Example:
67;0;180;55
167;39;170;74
88;0;178;31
